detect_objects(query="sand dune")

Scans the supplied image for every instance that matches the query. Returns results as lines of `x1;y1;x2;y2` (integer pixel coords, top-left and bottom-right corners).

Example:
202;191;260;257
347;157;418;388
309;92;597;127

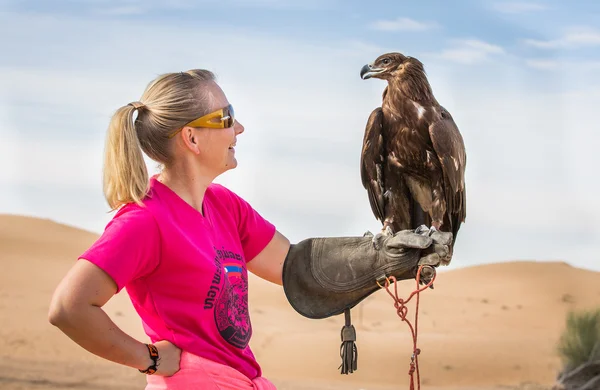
1;213;599;390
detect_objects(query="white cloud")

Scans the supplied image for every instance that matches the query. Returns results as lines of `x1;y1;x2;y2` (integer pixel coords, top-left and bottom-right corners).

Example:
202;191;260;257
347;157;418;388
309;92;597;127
83;0;334;13
330;40;396;59
93;5;145;15
492;2;548;13
433;39;505;64
524;59;559;69
524;58;600;70
523;27;600;49
229;0;335;9
369;17;439;32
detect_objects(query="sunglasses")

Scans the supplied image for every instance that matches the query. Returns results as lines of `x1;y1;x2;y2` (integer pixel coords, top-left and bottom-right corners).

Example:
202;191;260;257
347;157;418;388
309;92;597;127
168;104;235;138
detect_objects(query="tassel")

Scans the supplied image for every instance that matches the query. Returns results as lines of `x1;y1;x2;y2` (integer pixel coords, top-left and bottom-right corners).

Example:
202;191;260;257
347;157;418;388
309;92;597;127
339;308;358;374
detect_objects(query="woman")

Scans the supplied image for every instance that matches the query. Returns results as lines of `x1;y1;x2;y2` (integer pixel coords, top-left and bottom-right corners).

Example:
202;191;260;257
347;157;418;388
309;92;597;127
48;69;451;389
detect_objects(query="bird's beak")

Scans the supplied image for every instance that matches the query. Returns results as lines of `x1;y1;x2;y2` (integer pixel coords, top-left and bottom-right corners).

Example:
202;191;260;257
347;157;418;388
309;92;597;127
360;63;384;80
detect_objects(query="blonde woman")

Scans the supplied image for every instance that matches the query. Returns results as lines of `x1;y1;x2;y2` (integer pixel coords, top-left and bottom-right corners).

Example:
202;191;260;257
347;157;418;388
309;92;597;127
48;69;451;389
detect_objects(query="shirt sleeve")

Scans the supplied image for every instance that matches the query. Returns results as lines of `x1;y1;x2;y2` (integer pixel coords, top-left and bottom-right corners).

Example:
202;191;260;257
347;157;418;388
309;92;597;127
224;187;276;263
78;205;161;293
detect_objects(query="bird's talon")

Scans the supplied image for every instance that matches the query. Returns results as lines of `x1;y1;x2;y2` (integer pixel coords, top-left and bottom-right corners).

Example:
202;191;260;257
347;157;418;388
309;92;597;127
371;234;381;250
372;229;392;250
415;225;429;235
372;239;381;250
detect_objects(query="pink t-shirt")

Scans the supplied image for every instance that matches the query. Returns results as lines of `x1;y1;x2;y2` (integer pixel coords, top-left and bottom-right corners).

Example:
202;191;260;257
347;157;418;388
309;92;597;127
79;176;276;380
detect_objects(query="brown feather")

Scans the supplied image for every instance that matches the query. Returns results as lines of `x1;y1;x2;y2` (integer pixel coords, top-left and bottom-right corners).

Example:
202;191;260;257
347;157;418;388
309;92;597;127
428;108;467;238
360;108;385;223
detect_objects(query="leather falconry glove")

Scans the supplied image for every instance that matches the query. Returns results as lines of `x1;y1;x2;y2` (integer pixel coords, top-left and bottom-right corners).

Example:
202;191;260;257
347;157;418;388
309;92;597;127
282;227;453;319
282;226;453;374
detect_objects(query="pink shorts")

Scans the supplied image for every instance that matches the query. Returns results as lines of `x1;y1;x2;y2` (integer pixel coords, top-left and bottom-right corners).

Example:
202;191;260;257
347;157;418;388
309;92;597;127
145;351;277;390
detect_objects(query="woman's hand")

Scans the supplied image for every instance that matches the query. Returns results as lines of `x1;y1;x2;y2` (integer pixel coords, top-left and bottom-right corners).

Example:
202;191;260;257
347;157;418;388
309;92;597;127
153;340;182;376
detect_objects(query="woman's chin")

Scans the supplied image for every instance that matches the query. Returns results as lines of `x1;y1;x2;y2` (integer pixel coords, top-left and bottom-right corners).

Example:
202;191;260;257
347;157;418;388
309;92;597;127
224;156;238;170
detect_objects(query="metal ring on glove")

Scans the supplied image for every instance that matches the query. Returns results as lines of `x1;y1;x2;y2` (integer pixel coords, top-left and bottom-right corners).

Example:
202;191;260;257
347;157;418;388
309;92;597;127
376;276;392;289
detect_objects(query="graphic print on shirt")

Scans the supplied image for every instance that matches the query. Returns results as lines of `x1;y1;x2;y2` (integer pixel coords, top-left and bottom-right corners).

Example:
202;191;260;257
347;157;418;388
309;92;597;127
203;246;251;349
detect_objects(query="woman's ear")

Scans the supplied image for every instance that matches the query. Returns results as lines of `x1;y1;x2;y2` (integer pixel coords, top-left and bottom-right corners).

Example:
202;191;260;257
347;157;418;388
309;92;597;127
181;127;201;155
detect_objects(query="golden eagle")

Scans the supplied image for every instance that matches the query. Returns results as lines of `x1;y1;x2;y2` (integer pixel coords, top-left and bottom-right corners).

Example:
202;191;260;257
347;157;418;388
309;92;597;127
359;52;466;264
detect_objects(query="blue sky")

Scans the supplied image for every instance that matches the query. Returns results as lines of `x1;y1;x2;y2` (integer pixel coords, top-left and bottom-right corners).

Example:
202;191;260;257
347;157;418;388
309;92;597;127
1;0;599;272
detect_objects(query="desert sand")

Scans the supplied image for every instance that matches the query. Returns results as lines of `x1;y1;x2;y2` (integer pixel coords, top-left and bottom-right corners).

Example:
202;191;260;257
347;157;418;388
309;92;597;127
1;213;599;390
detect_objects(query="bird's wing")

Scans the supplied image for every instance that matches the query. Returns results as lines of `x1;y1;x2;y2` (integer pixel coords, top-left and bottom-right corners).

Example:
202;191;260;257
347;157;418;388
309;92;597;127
360;107;386;224
428;107;467;237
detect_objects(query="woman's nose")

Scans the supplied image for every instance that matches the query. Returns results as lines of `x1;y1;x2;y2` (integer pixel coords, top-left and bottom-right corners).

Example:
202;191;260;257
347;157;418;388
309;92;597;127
234;121;245;135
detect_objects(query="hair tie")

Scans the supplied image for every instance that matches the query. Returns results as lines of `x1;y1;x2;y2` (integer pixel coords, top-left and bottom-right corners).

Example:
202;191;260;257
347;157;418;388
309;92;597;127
128;101;145;110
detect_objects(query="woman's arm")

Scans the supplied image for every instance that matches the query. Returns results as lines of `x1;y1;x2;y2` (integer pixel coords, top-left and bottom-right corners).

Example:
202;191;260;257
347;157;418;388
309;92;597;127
246;230;290;286
48;259;180;375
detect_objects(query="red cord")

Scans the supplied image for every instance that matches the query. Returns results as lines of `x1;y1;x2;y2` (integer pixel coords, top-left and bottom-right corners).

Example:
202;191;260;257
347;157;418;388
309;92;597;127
380;265;436;390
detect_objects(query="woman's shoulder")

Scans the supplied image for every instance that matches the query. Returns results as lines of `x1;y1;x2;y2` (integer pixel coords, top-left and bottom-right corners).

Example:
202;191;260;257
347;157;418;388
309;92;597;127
206;183;252;217
207;182;240;203
110;202;158;230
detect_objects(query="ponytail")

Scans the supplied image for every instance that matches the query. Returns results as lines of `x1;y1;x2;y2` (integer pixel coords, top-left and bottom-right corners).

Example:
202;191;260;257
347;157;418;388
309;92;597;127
103;103;149;210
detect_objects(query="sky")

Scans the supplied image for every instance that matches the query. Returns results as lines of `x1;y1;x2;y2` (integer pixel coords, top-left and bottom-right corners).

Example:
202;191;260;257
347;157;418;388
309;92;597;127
1;0;599;272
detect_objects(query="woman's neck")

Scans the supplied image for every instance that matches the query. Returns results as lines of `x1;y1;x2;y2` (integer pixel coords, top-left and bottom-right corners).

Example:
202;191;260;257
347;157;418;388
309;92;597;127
158;165;213;215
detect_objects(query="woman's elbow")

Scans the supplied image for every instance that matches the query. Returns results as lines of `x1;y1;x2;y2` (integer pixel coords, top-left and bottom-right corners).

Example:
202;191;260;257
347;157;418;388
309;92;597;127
48;292;71;327
48;285;83;328
48;259;115;327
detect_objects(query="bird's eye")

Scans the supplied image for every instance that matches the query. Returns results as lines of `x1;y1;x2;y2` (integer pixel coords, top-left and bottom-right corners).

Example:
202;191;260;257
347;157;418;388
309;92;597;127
382;58;390;65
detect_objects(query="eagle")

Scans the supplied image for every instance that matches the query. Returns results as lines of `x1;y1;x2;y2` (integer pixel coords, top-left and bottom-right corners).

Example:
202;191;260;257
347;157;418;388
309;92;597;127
359;52;466;264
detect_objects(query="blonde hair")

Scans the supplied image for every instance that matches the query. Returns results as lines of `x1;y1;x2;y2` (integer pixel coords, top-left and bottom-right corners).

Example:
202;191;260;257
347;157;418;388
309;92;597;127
103;69;216;210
